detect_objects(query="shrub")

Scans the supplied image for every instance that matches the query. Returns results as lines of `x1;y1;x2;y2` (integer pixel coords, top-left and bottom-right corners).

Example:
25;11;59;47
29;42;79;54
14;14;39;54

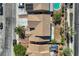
15;26;26;39
61;36;65;45
53;13;61;25
14;44;26;56
63;47;72;56
62;7;64;13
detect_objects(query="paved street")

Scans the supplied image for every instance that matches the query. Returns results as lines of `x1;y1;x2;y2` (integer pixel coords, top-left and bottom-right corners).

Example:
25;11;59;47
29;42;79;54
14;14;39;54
74;3;79;56
0;4;16;56
0;17;14;56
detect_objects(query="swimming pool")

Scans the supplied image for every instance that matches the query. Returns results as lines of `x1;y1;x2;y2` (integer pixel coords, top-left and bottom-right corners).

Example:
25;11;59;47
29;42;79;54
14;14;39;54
53;3;61;11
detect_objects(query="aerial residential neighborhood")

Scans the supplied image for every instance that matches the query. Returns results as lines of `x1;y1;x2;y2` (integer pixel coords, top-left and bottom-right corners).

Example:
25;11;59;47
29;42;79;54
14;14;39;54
0;3;79;56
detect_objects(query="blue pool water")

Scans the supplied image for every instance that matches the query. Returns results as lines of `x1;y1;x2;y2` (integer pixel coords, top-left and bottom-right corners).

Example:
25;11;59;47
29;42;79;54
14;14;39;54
53;3;61;10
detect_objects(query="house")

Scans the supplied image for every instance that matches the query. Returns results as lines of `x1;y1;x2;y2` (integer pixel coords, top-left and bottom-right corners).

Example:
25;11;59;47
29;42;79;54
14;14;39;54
26;3;51;56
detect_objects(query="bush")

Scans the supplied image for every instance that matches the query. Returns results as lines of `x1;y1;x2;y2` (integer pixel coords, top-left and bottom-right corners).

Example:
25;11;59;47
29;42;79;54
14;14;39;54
15;26;26;39
62;7;64;13
61;36;65;45
63;47;72;56
14;44;26;56
53;13;61;25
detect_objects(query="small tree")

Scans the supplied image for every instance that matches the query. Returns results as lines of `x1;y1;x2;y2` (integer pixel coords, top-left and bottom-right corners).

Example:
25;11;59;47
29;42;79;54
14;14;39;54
61;36;65;45
62;7;64;13
15;26;26;39
53;13;61;25
14;44;26;56
63;47;72;56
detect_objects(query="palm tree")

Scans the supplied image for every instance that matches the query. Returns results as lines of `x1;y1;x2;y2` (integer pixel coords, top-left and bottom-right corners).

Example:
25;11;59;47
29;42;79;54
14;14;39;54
15;26;26;39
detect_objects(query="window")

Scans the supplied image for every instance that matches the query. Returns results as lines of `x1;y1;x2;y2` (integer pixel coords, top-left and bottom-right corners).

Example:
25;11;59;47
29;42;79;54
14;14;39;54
18;3;24;8
26;3;33;11
30;28;35;31
0;3;3;15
